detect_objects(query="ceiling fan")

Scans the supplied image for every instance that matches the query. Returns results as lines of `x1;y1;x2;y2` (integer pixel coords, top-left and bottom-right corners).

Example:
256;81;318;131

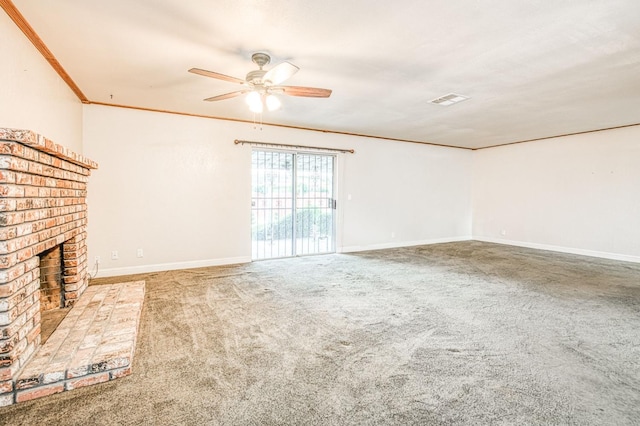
188;52;332;113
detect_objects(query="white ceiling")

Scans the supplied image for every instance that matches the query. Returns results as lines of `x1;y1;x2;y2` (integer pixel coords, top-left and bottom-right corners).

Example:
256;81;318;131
11;0;640;149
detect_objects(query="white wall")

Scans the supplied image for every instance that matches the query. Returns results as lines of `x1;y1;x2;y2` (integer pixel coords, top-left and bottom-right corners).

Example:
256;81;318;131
340;138;472;251
83;104;473;276
0;11;83;152
472;125;640;262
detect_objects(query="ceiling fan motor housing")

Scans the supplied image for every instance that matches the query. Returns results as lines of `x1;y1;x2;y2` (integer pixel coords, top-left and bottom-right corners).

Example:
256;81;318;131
246;69;267;85
248;53;271;85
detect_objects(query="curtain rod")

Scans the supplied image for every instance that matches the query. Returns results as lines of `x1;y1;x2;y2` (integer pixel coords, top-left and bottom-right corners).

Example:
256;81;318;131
234;139;355;154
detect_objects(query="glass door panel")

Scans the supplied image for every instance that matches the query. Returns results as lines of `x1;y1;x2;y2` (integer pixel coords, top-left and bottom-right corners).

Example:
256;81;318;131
251;150;294;260
296;154;335;255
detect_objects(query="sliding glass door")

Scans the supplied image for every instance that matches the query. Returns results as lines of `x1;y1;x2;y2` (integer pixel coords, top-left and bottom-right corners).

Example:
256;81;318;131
251;150;335;260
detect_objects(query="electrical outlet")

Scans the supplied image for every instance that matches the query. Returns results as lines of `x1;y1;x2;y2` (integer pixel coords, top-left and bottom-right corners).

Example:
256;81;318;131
500;229;507;236
111;250;119;260
391;232;396;238
95;256;100;264
137;248;143;258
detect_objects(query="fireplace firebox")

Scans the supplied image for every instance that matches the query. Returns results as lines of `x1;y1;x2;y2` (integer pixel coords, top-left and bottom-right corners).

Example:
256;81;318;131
39;245;63;311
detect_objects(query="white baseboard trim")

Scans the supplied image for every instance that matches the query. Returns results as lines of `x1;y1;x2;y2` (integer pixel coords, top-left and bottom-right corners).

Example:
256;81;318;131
95;256;253;278
93;238;639;278
339;236;472;253
473;237;640;263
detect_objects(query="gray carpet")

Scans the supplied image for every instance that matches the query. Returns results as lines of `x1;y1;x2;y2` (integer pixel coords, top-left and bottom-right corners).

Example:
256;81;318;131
2;241;639;425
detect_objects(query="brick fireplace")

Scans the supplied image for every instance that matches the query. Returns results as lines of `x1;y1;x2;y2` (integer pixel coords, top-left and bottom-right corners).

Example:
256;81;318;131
0;128;98;403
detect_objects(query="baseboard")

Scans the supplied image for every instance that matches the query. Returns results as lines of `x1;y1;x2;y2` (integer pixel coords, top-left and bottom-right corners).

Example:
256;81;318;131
339;236;472;253
93;237;639;277
94;256;253;278
473;236;640;264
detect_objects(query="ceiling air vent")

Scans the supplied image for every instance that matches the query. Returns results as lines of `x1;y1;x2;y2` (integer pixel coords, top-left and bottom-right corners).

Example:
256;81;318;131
429;93;469;106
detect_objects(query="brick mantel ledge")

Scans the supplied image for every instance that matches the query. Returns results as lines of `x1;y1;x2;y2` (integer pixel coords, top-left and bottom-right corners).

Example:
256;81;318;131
0;128;98;170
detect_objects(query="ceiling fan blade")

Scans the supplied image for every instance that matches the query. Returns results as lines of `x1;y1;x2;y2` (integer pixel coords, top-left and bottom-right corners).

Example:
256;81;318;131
279;86;332;98
188;68;245;84
263;62;299;85
204;90;249;102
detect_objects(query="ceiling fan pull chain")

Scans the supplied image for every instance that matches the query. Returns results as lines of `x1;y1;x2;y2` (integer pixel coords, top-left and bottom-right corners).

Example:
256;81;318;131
252;111;264;131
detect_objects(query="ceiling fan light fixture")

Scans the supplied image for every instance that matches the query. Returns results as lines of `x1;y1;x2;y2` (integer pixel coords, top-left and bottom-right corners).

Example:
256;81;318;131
246;91;263;113
266;94;281;111
249;101;263;114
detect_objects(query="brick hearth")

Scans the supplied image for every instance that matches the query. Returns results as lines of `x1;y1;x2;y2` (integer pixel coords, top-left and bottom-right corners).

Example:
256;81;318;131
14;281;145;403
0;128;102;405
